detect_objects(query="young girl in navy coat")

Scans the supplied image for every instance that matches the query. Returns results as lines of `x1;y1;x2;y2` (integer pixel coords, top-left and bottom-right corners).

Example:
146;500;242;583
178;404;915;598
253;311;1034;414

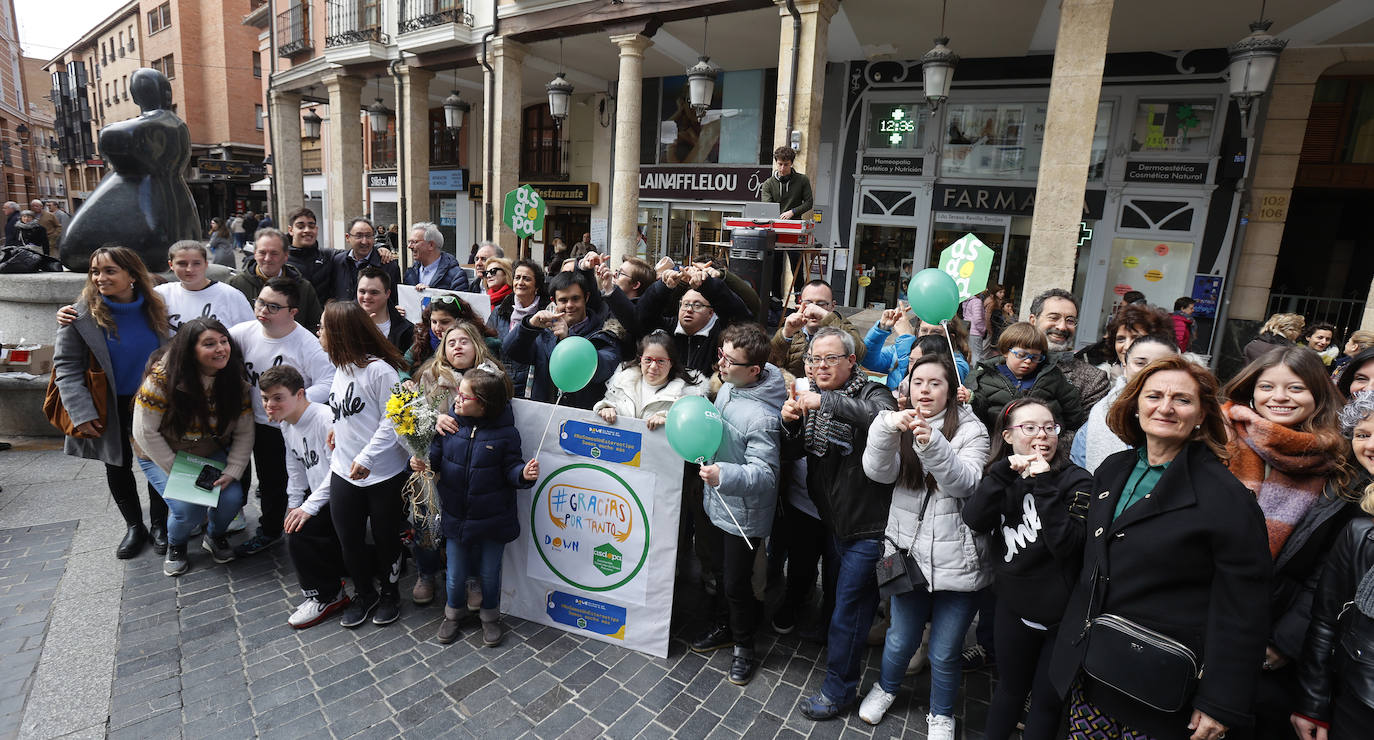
413;367;539;646
961;398;1092;740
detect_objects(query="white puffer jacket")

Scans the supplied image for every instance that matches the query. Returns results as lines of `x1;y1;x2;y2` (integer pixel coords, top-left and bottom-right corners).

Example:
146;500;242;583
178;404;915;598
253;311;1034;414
1075;374;1128;474
862;404;991;593
593;365;705;420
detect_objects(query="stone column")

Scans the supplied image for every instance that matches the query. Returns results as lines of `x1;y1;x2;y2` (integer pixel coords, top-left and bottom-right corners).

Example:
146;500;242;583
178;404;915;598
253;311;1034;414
1021;0;1114;317
608;33;654;265
268;89;304;223
481;38;527;255
398;65;435;263
773;0;838;188
323;73;365;250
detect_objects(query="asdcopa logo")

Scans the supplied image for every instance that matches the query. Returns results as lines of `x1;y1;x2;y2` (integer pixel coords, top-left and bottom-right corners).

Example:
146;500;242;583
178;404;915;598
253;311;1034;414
530;463;649;593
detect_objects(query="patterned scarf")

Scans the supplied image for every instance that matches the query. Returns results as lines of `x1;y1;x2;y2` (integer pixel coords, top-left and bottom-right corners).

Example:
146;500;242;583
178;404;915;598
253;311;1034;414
803;371;868;458
1224;401;1339;559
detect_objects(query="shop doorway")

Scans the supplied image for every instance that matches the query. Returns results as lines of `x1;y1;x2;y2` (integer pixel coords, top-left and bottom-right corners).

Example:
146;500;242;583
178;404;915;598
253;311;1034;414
852;224;918;310
638;202;743;265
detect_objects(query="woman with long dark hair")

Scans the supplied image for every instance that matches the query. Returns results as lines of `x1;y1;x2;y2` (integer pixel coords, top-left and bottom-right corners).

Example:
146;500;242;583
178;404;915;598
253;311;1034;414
1335;345;1374;400
595;330;705;429
319;301;411;628
405;294;497;372
133;318;255;576
963;398;1091;740
54;245;171;558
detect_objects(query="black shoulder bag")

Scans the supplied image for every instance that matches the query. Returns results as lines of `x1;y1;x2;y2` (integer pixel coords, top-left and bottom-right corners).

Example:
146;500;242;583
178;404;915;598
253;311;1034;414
874;490;931;599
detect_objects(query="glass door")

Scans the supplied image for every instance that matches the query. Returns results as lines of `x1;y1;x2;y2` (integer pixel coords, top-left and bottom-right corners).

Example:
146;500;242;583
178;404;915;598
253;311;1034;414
853;224;918;310
636;202;668;262
931;213;1011;282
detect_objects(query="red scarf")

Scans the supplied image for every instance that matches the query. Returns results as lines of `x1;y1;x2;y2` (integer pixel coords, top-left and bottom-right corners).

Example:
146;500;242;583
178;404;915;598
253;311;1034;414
487;282;512;306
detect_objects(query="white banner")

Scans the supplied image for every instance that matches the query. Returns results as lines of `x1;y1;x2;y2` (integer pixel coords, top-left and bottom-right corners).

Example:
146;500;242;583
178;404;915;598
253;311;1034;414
396;285;491;323
501;399;683;658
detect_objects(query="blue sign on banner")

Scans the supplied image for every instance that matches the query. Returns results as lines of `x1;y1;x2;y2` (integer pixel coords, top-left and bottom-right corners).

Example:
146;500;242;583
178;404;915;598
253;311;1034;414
430;169;467;191
1191;274;1223;318
558;421;642;466
546;590;627;638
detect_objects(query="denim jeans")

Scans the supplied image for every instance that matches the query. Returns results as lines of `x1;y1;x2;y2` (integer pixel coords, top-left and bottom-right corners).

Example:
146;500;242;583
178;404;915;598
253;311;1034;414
820;535;883;704
445;537;506;611
881;587;980;716
138;453;246;547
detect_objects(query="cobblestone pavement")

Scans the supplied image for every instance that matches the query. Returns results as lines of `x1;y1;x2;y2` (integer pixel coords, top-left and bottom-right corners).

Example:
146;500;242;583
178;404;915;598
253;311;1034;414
1;441;996;738
0;521;78;738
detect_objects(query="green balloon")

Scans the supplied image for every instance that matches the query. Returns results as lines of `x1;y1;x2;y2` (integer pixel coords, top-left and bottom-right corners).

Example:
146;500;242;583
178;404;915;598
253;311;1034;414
549;335;598;393
907;268;961;324
666;396;724;464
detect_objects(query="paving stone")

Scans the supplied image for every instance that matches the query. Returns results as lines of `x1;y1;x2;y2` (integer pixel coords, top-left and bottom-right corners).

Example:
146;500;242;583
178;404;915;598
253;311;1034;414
522;683;573;724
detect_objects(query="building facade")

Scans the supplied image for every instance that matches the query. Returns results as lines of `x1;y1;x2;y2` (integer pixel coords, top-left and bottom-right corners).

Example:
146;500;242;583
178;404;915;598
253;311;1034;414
0;0;37;206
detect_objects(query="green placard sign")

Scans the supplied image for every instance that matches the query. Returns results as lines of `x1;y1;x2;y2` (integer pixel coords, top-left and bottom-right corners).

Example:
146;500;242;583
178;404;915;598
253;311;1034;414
593;543;623;576
939;233;995;301
503;184;546;238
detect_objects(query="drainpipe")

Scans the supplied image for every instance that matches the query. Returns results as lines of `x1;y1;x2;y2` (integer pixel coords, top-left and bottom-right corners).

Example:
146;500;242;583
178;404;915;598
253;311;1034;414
783;0;801;147
266;0;279;222
479;0;498;241
389;57;406;269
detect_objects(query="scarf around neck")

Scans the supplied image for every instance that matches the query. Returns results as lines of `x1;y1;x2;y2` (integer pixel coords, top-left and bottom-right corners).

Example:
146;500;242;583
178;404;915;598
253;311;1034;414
803;371;868;458
1224;401;1340;558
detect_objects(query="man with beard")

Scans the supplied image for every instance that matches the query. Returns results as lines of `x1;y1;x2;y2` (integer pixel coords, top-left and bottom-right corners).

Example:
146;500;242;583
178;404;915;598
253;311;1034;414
1025;288;1110;420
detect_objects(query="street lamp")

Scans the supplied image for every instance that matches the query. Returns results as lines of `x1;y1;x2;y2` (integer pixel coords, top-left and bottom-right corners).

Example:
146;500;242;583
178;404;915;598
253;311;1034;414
686;17;716;119
921;1;958;112
1228;18;1287;136
367;77;391;135
302;108;322;140
444;69;469;134
547;37;573;125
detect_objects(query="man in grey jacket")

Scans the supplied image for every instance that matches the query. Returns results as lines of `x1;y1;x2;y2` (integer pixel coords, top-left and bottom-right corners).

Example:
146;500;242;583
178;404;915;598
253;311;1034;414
693;324;786;686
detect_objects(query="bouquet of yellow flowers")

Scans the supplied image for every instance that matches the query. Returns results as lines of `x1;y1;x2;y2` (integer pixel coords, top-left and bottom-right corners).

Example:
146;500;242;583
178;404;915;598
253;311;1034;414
386;382;446;548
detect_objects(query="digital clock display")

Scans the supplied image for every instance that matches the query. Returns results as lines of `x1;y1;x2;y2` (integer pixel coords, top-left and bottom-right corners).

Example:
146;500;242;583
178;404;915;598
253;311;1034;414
879;120;916;133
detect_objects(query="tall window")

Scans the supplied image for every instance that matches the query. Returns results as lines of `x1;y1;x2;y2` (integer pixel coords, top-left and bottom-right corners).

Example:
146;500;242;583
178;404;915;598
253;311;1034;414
252;52;261;78
127;25;135;52
520;104;564;180
117;32;124;57
147;2;171;34
255;105;264;131
153;54;175;79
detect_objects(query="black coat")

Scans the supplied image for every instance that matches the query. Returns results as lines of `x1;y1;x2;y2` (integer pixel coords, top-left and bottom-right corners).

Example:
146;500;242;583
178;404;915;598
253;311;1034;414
1295;517;1374;724
1049;443;1272;737
428;405;531;543
635;276;750;378
781;380;897;541
962;458;1092;625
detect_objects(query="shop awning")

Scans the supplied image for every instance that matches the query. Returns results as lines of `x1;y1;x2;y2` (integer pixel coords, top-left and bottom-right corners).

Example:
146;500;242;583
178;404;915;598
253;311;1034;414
250;177;271;192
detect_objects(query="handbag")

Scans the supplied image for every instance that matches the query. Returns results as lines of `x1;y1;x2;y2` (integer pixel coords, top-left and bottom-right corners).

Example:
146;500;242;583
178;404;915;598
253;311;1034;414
44;351;108;438
874;490;932;599
1079;564;1203;713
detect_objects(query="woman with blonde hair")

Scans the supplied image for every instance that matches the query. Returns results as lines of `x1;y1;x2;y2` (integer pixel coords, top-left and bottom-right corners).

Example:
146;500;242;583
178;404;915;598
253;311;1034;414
1329;330;1374;383
482;257;514;307
53;245;171;558
1244;312;1304;364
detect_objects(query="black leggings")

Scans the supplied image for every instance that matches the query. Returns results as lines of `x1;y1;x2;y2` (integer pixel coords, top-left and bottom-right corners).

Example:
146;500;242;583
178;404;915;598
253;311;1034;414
107;394;167;529
329;471;408;599
984;602;1064;740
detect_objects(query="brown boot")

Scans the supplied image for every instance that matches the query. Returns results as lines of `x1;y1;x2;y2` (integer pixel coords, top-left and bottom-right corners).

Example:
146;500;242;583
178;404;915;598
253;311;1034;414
436;605;463;644
480;608;504;647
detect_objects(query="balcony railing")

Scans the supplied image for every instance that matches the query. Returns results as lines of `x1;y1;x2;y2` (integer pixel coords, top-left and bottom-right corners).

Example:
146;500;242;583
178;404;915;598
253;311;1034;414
370;132;396;169
327;0;389;48
276;3;313;57
398;0;471;34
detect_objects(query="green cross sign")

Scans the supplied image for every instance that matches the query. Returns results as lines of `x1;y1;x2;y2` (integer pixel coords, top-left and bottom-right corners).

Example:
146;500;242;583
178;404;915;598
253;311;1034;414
938;233;995;301
503;184;546;238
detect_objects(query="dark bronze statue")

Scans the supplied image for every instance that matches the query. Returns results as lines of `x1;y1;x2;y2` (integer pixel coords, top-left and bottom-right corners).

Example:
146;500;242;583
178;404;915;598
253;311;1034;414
59;68;200;272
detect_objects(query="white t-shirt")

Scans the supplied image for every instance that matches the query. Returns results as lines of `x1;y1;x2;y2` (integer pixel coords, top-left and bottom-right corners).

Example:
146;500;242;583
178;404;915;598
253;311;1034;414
229;320;336;424
283;402;334;515
327;358;407;486
156;281;254;333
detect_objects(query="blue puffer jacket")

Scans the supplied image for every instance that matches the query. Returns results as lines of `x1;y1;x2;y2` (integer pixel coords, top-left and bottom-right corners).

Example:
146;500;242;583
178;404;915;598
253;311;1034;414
428;405;531;543
862;324;969;390
704;363;787;539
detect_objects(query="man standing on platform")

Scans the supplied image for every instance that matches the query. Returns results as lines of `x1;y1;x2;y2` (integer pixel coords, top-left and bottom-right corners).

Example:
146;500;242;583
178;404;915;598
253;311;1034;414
761;146;813;221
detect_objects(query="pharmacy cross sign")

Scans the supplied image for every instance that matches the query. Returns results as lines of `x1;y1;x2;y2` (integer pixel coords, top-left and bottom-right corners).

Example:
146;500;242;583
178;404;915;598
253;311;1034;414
503;185;545;239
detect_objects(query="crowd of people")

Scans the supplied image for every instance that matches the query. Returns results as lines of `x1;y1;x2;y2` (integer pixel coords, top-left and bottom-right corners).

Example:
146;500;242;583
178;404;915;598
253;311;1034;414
46;210;1374;739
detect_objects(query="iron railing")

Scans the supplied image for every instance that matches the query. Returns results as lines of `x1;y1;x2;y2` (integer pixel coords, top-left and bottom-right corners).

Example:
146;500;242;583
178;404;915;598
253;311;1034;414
398;0;472;34
1266;292;1367;338
326;0;389;48
371;132;397;169
276;3;312;56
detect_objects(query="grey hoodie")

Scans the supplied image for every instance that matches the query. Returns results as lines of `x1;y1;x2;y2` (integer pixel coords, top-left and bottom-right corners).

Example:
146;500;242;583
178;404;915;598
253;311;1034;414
705;363;787;538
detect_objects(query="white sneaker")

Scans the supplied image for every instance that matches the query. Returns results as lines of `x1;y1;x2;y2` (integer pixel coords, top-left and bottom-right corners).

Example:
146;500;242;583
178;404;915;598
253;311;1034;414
227;511;248;534
858;684;896;725
288;593;350;629
926;713;956;740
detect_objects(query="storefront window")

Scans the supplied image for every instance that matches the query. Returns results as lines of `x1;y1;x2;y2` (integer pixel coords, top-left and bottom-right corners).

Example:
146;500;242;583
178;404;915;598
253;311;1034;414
853;224;918;310
1130;99;1216;155
657;71;768;165
941;101;1113;181
866;103;929;150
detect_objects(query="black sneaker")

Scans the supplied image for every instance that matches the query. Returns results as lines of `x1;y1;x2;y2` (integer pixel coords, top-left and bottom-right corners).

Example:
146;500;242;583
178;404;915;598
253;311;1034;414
690;624;735;654
201;535;235;564
163;544;189;577
340;592;380;629
728;646;757;685
772;610;796;635
233;532;280;558
961;644;994;672
372;593;401;626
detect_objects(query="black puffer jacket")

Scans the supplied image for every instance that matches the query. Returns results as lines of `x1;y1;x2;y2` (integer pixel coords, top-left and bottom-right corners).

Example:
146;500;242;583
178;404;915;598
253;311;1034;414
1295;517;1374;724
782;380;897;541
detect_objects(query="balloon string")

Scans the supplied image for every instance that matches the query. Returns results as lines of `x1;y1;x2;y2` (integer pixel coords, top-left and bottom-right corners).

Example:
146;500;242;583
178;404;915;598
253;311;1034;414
700;459;754;551
940;319;966;388
533;391;563;460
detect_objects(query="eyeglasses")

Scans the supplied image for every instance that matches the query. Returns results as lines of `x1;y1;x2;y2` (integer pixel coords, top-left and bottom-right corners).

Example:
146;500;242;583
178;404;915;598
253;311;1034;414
681;301;712;312
406;239;425;245
640;356;671;367
484;267;506;277
803;354;848;367
455;392;479;404
349;232;375;240
1010;423;1061;437
1009;349;1045;363
717;350;758;369
254;298;294;314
